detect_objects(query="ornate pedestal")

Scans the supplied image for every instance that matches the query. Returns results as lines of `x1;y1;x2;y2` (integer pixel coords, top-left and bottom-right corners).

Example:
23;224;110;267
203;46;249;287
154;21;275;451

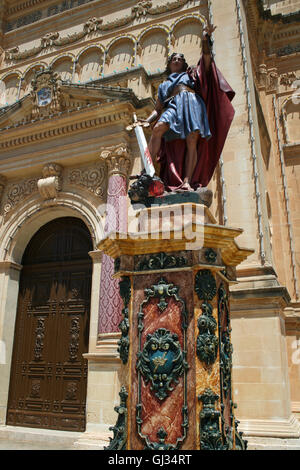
98;201;253;450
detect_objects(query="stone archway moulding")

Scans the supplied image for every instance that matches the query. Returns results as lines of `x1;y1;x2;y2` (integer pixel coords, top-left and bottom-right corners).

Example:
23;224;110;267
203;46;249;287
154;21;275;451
0;192;104;265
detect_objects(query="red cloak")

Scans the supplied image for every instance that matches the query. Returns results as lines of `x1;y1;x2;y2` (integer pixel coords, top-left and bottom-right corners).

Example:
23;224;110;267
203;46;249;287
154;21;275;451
157;56;235;190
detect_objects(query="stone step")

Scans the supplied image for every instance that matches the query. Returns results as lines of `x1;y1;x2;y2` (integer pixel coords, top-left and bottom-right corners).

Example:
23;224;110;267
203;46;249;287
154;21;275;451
0;425;82;450
247;436;300;451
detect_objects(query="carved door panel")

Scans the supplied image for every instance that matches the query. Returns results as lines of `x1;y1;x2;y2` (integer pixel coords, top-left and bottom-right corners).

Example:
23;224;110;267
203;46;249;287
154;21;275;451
7;218;92;432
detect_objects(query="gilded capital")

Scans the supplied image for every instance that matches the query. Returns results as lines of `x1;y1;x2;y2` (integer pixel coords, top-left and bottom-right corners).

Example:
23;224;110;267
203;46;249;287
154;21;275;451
100;144;131;178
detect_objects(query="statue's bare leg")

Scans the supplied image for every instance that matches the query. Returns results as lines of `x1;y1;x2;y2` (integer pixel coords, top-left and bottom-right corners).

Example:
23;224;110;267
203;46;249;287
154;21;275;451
182;131;199;191
148;121;169;161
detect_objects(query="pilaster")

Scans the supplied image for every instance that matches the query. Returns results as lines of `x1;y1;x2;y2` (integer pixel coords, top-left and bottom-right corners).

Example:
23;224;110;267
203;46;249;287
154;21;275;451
97;143;131;339
209;0;272;267
0;260;22;425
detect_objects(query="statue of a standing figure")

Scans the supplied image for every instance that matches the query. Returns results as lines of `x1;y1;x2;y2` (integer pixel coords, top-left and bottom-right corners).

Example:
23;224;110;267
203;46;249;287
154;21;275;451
137;24;235;192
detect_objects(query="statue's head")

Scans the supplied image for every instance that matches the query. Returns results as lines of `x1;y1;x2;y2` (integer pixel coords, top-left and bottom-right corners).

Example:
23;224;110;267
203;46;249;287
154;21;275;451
166;53;188;75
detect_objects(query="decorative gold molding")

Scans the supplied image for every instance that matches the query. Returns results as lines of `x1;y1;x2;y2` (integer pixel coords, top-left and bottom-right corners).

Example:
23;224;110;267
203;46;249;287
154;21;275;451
97;220;254;268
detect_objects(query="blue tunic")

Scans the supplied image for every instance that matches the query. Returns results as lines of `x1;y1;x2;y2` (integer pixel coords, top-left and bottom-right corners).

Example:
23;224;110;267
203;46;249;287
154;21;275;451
158;72;211;142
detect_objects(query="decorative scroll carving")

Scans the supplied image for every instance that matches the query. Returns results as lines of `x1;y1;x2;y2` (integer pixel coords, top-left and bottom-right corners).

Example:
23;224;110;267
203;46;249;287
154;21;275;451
117;276;131;364
105;386;128;450
137;252;187;271
68;164;106;198
195;270;218;366
198;388;226;450
3;178;39;216
144;427;179;450
5;0;190;61
38;163;63;201
218;284;232;398
69;318;80;362
136;328;187;401
143;278;181;313
34;318;45;361
196;302;218;365
217;283;247;450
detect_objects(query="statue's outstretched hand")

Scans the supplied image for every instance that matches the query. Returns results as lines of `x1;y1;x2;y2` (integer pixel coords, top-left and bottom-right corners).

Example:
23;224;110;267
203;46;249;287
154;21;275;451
126;119;150;132
203;24;217;37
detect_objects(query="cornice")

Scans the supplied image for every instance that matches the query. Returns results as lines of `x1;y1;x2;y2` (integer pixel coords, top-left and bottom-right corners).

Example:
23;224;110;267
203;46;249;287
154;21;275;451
0;100;137;151
246;0;300;58
7;1;53;16
257;0;300;25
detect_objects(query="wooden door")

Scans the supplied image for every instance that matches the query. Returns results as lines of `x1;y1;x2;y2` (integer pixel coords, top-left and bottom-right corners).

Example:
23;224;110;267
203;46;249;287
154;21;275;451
6;218;93;432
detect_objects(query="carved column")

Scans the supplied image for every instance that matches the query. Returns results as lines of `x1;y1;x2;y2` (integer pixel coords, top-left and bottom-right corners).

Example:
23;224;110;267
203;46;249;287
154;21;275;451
97;144;131;339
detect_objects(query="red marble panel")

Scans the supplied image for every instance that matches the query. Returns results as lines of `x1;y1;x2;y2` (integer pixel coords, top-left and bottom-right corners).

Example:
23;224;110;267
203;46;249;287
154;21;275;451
140;297;184;445
130;272;196;450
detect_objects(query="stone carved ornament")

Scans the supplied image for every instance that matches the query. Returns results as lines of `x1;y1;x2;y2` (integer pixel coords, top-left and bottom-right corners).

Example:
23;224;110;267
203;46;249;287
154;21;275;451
257;64;279;91
31;68;64;118
68;164;106;199
37;163;63;201
100;144;131;178
2;178;39;216
5;0;190;61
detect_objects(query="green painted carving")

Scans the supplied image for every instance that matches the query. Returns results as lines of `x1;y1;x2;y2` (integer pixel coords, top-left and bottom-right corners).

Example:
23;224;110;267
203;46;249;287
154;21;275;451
117;276;131;364
137;252;187;271
144;427;177;450
218;284;232;397
143;278;185;314
196;302;219;365
195;270;218;366
220;328;233;398
195;269;217;301
136;328;188;401
234;418;248;450
204;248;217;264
217;284;247;450
198;388;226;450
105;386;128;450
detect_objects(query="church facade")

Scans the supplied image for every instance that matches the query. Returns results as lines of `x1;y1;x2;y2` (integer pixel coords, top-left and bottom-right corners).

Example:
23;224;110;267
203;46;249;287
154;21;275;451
0;0;299;449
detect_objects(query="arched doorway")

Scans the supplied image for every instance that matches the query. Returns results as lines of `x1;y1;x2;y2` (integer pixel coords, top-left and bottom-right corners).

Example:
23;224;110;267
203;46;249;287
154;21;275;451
6;217;93;432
